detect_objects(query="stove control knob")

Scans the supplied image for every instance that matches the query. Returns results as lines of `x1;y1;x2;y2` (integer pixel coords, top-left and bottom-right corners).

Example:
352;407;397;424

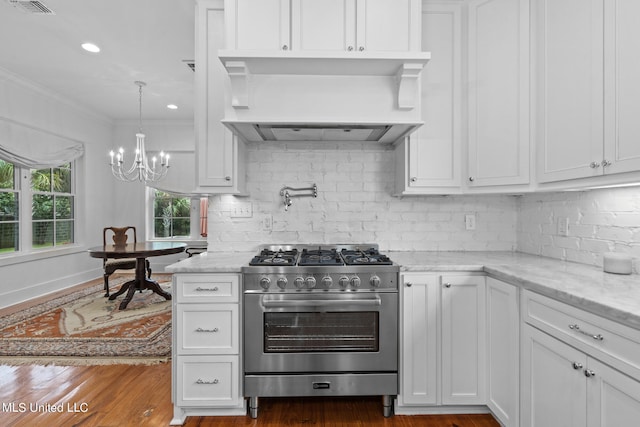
321;275;333;288
370;275;381;288
306;276;317;289
338;276;350;288
259;276;271;290
294;277;305;289
350;276;361;288
277;277;288;289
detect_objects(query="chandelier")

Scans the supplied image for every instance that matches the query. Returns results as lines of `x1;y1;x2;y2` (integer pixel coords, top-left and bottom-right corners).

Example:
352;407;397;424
109;81;169;182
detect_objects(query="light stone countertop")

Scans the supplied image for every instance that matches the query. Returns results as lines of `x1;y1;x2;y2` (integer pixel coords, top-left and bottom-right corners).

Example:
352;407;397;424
391;251;640;330
167;250;640;330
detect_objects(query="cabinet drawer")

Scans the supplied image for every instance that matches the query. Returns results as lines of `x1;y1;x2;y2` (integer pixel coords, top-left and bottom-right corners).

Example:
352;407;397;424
522;290;640;373
175;274;240;303
177;304;239;354
176;355;241;407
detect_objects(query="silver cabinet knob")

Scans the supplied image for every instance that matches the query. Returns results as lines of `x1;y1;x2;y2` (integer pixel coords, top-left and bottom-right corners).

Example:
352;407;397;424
225;176;231;181
572;362;583;370
590;162;600;168
444;283;452;288
601;159;611;167
359;46;365;51
282;44;289;50
410;177;417;182
468;176;474;182
405;282;412;287
584;369;596;378
347;46;354;51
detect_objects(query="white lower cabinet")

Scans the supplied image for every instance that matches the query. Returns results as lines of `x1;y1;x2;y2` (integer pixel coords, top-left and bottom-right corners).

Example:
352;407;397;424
171;273;245;425
398;273;439;406
441;274;486;405
521;290;640;427
398;273;486;410
486;277;519;426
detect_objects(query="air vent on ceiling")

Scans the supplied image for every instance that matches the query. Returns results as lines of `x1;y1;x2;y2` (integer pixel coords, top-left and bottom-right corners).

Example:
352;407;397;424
7;0;55;14
182;60;195;72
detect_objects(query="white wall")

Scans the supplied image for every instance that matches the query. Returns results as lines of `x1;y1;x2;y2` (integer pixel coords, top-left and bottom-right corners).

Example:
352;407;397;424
206;141;519;252
0;69;119;307
517;187;640;273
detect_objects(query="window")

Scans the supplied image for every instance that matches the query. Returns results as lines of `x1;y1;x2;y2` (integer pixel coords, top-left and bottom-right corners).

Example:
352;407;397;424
0;159;19;254
0;159;75;255
31;164;74;248
152;190;191;238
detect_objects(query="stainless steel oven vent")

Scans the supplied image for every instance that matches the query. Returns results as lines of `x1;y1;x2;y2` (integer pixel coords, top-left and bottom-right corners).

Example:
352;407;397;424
7;0;55;14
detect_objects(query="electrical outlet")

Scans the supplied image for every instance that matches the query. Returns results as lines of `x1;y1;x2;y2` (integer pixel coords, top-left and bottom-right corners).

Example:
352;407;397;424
557;217;569;236
465;214;476;230
263;215;273;231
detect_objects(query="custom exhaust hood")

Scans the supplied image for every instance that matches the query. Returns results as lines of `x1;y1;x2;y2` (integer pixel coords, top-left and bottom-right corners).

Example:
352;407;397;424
218;50;430;144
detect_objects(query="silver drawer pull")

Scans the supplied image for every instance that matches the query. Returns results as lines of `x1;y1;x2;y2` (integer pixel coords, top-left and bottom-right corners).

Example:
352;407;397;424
568;324;604;341
572;362;583;370
196;378;219;385
196;327;219;333
196;286;219;292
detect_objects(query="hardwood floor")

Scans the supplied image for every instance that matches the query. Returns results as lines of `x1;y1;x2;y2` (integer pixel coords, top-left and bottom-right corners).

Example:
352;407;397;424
0;363;499;427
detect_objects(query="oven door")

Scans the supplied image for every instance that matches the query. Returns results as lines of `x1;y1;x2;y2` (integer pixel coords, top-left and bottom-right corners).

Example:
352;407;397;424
244;292;398;373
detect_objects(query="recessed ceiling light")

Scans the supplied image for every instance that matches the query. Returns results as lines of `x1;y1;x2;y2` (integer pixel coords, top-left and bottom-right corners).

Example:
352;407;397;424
167;104;178;110
81;42;100;53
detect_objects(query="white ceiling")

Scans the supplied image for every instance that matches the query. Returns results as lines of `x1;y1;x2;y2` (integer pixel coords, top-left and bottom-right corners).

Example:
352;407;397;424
0;0;196;121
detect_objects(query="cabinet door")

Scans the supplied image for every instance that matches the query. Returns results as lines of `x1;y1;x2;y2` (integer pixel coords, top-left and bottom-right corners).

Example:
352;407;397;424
226;0;291;50
197;2;244;191
467;0;529;188
441;275;486;405
535;0;604;183
356;0;418;52
603;0;640;175
395;2;462;195
486;277;519;426
521;325;587;427
587;357;640;427
291;0;356;51
398;273;438;405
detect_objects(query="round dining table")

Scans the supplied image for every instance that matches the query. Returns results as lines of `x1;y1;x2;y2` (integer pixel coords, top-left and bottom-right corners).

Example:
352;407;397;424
88;241;186;310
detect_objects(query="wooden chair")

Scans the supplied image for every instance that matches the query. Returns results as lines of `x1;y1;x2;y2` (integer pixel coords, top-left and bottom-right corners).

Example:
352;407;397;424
102;226;151;297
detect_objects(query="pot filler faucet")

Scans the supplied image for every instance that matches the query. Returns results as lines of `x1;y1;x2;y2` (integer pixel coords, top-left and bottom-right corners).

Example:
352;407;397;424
280;184;317;211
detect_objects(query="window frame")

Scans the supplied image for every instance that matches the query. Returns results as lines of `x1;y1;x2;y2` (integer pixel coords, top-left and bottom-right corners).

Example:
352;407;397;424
147;188;202;241
0;159;80;261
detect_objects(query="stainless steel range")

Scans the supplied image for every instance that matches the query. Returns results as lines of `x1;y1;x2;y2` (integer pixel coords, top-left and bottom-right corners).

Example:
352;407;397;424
242;244;399;419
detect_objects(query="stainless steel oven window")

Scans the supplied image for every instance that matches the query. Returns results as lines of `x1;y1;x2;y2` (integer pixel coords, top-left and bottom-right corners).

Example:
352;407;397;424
263;311;379;353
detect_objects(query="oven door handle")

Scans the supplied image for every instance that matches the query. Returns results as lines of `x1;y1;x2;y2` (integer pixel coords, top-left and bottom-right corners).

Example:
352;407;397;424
261;296;382;308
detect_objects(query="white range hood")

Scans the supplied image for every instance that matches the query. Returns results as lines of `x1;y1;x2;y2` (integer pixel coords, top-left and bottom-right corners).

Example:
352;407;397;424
218;50;430;144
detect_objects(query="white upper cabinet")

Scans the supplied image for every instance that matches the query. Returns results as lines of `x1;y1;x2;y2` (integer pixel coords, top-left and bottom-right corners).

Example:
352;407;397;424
225;0;420;52
534;0;604;183
196;0;246;193
466;0;530;190
394;1;462;195
535;0;640;184
226;0;291;50
602;0;640;176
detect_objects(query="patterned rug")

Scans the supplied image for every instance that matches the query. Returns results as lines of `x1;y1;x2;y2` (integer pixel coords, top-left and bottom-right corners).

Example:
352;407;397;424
0;275;172;365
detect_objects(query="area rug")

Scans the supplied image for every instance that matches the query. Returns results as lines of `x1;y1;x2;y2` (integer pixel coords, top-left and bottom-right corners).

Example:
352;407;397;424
0;275;172;366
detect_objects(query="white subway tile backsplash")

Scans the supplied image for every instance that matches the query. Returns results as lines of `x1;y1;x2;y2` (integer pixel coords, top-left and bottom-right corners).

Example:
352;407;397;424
207;142;518;253
517;187;640;273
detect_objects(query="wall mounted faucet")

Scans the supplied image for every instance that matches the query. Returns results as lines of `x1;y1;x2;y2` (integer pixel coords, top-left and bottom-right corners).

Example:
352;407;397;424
280;184;317;211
